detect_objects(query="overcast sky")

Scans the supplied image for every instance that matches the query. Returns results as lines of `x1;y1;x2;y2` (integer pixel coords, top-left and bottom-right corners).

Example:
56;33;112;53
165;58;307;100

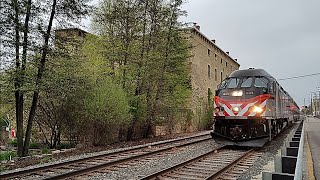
185;0;320;107
86;0;320;106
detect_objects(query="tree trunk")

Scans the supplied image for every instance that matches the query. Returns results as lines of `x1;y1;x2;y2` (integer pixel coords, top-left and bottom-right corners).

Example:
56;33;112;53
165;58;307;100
23;0;57;156
12;0;24;157
127;0;149;141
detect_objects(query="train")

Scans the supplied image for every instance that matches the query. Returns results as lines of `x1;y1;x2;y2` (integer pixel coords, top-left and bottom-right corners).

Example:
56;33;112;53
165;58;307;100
212;68;300;142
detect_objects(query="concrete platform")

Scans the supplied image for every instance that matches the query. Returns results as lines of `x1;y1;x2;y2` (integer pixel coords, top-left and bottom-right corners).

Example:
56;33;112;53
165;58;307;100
304;117;319;180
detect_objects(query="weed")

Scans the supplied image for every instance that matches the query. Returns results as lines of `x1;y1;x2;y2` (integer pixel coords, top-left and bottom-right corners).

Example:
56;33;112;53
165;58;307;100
0;151;16;161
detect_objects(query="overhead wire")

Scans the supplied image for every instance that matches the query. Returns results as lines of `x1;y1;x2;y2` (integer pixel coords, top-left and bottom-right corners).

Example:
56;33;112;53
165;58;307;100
278;72;320;81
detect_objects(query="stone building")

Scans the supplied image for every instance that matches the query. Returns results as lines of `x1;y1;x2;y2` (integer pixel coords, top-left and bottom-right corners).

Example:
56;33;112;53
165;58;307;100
185;24;240;129
54;28;88;51
55;28;88;40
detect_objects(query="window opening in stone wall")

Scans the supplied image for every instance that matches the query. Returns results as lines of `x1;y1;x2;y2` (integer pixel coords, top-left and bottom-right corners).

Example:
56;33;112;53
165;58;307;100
226;62;227;66
215;69;217;81
208;49;210;56
221;72;223;82
208;65;211;78
221;58;223;63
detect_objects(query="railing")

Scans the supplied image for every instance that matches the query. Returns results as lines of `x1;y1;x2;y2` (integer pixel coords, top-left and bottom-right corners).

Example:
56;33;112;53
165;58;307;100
294;122;304;180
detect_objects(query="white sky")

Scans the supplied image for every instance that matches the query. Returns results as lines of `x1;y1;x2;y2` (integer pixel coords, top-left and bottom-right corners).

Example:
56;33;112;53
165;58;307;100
183;0;320;107
85;0;320;106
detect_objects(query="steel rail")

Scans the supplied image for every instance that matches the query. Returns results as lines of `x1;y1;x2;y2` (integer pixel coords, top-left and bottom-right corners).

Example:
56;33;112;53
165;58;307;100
140;147;254;180
139;146;227;180
0;133;211;179
44;137;212;180
205;148;255;179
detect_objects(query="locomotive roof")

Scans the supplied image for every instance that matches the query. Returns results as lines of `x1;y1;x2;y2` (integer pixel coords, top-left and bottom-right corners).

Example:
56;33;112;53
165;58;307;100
229;68;275;79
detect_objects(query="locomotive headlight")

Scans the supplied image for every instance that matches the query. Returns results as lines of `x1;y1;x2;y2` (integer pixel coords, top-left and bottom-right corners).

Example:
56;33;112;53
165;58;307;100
232;107;240;112
231;90;243;97
252;106;263;113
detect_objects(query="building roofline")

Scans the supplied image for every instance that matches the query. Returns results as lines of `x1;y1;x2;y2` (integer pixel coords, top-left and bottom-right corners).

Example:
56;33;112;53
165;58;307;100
54;28;90;35
186;27;240;66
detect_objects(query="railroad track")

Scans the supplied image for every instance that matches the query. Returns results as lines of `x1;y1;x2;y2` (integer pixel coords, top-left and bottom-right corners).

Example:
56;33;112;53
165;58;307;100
140;146;262;180
0;132;212;180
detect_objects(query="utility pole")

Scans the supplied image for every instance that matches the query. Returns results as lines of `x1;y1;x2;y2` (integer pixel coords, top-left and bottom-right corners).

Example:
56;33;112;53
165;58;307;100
317;87;320;117
311;93;313;116
314;94;317;116
304;98;306;117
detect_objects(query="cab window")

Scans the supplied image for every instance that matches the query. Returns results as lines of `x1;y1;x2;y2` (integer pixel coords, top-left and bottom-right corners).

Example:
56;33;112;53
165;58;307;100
240;77;253;88
219;79;228;89
227;78;240;88
254;77;268;88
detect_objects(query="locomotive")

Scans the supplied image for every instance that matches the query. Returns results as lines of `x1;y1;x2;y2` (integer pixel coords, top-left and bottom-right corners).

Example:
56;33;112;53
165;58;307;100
212;68;300;141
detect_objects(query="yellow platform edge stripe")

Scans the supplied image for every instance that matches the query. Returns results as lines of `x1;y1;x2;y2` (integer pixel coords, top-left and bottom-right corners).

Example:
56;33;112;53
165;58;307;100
306;132;315;180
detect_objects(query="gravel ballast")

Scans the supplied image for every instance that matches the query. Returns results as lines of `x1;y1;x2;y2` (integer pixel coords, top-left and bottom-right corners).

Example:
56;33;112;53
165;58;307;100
90;140;220;179
1;122;301;179
89;122;299;180
239;122;300;180
0;131;212;175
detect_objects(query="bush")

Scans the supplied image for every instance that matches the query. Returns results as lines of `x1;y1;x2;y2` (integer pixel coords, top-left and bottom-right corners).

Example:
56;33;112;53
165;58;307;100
57;143;74;149
8;139;17;147
41;148;51;154
28;142;41;149
84;78;132;145
0;151;16;161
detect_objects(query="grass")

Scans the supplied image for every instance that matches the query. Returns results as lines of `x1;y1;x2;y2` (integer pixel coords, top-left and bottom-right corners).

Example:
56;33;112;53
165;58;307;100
0;151;16;161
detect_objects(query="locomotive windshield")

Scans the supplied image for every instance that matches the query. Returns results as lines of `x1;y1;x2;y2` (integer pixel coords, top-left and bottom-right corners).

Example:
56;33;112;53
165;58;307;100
241;77;253;88
254;77;268;88
218;76;269;89
227;78;240;88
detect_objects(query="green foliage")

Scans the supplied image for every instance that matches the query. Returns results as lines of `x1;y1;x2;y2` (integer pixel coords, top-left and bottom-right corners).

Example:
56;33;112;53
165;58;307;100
56;143;74;150
84;78;132;144
1;0;192;148
8;139;17;147
92;0;192;138
0;151;16;161
28;142;41;149
199;89;214;130
0;72;14;120
40;156;52;163
84;78;132;125
41;148;51;154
